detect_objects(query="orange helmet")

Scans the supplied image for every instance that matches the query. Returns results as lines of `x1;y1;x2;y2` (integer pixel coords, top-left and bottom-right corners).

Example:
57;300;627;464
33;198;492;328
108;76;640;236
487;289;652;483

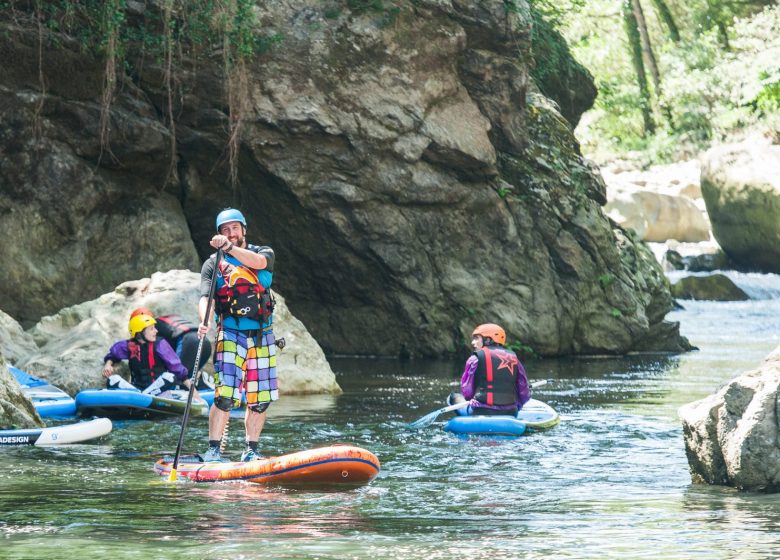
130;307;155;319
472;323;506;345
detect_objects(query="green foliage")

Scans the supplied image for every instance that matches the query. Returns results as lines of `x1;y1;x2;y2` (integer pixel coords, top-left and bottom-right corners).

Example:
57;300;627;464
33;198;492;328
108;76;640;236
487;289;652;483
598;273;615;288
506;340;538;359
563;1;780;164
610;307;623;318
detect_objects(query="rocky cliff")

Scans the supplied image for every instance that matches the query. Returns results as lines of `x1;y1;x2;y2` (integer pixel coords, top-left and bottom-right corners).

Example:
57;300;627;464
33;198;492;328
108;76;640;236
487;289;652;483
0;0;690;357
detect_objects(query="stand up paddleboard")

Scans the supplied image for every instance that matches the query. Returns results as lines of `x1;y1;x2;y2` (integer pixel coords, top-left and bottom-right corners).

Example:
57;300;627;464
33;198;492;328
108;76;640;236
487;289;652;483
154;445;380;486
76;388;212;420
0;417;112;446
9;366;77;418
444;398;560;436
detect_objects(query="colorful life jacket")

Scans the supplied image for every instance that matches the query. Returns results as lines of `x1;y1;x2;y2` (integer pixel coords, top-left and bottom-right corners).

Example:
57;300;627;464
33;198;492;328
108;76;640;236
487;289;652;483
214;248;274;322
473;345;519;406
155;314;196;344
127;340;167;389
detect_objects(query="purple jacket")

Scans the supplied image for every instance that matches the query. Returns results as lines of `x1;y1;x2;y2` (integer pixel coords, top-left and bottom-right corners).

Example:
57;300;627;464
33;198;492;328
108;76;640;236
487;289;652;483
460;352;530;410
103;338;189;382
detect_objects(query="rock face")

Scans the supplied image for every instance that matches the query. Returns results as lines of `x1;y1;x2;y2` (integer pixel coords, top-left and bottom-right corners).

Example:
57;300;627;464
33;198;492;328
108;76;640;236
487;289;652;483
0;356;43;429
701;135;780;272
0;1;689;357
680;346;780;492
670;274;750;301
0;309;39;366
12;270;340;396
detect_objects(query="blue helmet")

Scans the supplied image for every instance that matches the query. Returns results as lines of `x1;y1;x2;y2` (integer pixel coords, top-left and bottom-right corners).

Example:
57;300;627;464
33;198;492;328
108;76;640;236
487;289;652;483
215;208;247;231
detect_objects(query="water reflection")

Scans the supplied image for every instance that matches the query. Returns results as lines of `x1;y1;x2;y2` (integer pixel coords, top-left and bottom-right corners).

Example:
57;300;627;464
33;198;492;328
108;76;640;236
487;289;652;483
3;298;780;558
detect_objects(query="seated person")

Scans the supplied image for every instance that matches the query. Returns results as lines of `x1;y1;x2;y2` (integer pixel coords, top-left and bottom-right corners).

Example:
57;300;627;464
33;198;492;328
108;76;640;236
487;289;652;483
102;312;199;399
448;323;530;416
130;307;214;389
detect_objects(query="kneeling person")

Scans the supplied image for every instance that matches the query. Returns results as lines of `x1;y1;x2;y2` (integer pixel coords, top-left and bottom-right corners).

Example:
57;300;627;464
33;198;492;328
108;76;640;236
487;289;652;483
130;307;214;390
102;312;198;397
449;323;530;416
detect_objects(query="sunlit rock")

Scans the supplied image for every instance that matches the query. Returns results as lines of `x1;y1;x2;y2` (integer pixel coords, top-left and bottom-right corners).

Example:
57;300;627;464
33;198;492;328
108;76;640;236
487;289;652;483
680;346;780;493
16;270;340;396
701;134;780;272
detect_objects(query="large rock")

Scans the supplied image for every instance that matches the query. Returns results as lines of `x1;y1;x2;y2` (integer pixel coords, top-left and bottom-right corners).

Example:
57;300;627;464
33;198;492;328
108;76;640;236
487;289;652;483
670;274;750;301
0;1;689;357
0;309;38;366
14;270;340;396
701;135;780;272
604;190;710;242
680;346;780;492
0;355;43;429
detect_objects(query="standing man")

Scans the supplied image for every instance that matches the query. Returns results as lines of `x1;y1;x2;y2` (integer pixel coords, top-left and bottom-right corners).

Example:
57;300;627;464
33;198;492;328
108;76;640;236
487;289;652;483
448;323;530;416
198;208;278;462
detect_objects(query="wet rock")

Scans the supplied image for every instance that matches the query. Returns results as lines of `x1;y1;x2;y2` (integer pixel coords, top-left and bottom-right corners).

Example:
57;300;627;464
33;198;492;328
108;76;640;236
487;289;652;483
0;355;43;429
684;251;731;272
670;274;749;301
680;346;780;492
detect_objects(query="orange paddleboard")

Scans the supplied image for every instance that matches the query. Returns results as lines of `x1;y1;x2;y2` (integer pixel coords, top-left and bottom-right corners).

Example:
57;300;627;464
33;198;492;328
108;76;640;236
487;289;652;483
155;444;380;486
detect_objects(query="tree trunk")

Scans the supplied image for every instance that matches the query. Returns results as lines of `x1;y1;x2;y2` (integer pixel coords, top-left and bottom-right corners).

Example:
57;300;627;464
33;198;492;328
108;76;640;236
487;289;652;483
623;0;655;135
631;0;661;94
650;0;680;42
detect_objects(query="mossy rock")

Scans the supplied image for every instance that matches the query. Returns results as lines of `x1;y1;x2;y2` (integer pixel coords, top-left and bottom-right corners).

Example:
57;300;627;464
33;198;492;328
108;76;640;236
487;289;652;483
671;274;749;301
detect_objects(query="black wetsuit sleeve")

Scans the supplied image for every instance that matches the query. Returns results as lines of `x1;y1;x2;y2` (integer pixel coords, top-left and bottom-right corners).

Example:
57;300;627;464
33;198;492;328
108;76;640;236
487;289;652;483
200;257;215;298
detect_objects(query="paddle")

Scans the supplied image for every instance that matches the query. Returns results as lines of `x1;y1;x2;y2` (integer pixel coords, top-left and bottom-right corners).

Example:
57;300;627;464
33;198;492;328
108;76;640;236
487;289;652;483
407;379;548;429
168;248;223;482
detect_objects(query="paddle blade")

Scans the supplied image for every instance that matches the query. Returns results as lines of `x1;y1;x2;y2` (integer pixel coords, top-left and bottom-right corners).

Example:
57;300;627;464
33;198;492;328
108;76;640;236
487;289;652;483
407;409;442;430
407;401;470;429
168;468;178;482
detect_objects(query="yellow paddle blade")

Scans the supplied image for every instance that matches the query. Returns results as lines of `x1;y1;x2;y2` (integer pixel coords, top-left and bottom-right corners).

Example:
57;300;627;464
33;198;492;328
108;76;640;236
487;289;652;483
168;468;178;482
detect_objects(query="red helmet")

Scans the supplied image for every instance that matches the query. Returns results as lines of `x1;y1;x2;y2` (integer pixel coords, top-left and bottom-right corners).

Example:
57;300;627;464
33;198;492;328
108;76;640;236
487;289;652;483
130;307;155;319
472;323;506;345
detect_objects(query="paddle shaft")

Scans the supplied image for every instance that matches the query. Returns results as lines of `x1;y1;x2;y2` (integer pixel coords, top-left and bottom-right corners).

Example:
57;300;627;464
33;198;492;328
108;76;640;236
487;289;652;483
169;248;223;481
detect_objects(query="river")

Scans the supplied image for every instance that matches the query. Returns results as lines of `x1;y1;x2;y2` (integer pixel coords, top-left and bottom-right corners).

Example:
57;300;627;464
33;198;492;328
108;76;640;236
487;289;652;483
2;272;780;559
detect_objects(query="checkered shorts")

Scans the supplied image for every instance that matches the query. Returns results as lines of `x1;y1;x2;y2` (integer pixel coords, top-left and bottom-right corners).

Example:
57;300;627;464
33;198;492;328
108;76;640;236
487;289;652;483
213;328;278;407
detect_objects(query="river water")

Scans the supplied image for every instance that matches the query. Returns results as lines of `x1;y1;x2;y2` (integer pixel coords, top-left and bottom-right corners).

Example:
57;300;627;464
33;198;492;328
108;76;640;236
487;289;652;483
3;272;780;559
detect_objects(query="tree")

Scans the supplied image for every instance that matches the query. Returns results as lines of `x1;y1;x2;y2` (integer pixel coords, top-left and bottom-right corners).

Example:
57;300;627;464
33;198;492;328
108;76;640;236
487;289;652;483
649;0;680;42
623;0;655;135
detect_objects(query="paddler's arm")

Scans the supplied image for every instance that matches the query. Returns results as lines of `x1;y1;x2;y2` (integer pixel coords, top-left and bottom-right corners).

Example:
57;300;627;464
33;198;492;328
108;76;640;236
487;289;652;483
516;360;530;407
460;355;479;401
210;234;266;269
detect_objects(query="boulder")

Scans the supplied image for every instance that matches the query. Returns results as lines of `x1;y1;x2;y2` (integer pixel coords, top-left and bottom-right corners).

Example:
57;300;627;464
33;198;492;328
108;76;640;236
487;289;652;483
680;346;780;492
670;274;749;301
604;190;711;243
685;251;731;272
0;309;38;366
14;270;340;396
701;135;780;272
0;355;43;429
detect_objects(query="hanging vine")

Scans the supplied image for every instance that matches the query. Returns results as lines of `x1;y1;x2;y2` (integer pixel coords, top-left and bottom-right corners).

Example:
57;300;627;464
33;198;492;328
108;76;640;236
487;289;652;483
3;1;279;189
97;0;126;163
215;0;257;198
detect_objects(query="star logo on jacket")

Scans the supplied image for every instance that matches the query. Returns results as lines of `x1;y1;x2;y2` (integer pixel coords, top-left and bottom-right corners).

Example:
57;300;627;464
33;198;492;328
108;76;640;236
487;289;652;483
497;353;518;373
